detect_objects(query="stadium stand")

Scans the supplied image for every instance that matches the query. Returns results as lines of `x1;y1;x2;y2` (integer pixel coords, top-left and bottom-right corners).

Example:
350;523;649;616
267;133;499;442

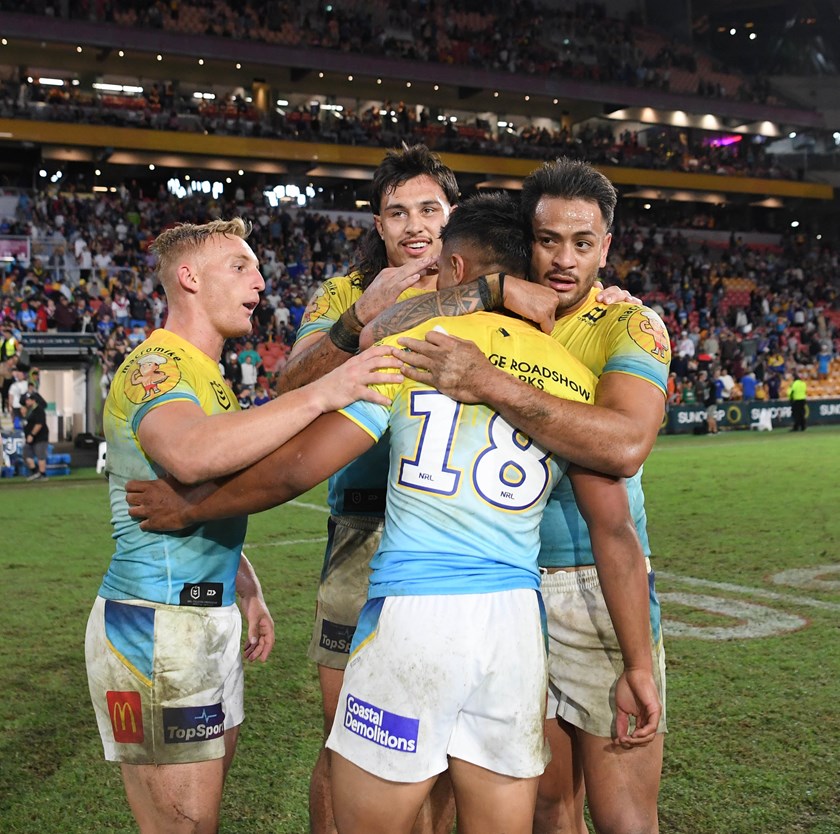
0;0;838;445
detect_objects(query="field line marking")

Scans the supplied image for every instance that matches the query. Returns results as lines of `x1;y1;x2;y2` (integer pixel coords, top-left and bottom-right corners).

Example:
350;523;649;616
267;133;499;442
288;500;330;513
656;570;840;612
246;536;329;549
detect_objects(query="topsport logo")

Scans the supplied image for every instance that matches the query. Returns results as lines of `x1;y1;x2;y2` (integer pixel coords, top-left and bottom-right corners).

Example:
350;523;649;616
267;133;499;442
163;703;225;744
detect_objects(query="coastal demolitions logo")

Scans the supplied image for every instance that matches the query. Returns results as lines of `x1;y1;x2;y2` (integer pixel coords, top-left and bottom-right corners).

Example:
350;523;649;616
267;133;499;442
344;694;419;753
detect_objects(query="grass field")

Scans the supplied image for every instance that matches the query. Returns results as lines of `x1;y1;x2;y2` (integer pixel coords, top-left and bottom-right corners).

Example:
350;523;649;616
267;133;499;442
1;426;839;833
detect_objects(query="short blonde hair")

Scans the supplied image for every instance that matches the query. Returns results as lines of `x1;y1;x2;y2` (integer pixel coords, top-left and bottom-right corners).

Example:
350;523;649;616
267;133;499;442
151;218;252;281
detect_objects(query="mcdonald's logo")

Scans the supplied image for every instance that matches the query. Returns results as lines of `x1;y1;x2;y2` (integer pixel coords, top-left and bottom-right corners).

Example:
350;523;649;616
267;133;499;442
106;690;144;744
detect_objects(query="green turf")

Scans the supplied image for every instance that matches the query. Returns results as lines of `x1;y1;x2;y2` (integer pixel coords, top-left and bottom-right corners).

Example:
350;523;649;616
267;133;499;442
1;426;838;833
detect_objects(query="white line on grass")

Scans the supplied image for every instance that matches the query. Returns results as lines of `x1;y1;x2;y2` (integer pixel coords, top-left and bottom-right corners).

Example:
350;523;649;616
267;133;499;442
246;536;329;549
289;500;331;513
656;570;840;612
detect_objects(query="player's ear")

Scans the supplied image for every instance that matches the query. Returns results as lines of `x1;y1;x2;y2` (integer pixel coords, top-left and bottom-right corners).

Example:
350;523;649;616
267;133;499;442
451;253;467;285
373;215;385;240
599;232;613;268
175;262;200;294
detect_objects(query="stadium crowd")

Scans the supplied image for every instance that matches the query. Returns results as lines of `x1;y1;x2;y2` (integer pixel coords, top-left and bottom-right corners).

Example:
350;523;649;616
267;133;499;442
0;77;799;182
0;0;783;107
1;178;837;425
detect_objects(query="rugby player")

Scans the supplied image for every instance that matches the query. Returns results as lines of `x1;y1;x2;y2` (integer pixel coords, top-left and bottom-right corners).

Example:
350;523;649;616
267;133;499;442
124;194;660;834
273;143;567;834
364;159;670;834
85;218;403;833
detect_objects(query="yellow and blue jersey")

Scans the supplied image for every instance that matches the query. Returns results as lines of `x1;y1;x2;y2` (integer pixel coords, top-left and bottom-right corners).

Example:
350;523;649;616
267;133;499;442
340;312;598;598
549;289;670;394
99;329;247;606
539;289;670;570
295;271;430;517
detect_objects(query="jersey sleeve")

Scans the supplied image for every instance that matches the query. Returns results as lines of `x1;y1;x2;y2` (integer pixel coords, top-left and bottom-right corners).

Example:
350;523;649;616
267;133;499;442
294;274;361;344
129;388;201;435
602;305;671;396
116;354;203;436
339;399;389;442
338;329;408;440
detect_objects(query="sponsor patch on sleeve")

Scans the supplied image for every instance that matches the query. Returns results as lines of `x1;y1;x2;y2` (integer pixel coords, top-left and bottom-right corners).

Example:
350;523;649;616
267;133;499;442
625;309;671;364
123;348;182;404
301;285;333;325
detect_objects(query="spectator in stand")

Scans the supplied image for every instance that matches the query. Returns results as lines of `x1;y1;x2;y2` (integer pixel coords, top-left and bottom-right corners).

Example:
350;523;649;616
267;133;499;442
112;291;130;328
253;296;274;337
151;291;167;328
17;300;37;332
32;298;49;332
97;311;115;338
767;349;786;378
702;329;720;362
237;387;253;410
817;343;832;380
106;324;131;365
127;324;147;347
666;371;680;408
74;295;94;333
289;296;307;330
718;367;735;401
1;323;18;361
238;340;261;367
239;354;259;389
273;299;291;336
252;380;272;406
128;289;151;330
53;294;78;331
740;369;757;401
767;372;781;400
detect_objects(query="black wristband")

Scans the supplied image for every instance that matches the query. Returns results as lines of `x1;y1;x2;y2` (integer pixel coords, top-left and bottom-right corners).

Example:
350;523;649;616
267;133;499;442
343;303;365;333
329;317;360;353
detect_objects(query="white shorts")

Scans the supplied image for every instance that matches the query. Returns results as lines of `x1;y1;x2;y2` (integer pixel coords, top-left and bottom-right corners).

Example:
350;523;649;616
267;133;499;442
542;565;667;738
307;515;383;670
85;596;245;764
326;589;550;783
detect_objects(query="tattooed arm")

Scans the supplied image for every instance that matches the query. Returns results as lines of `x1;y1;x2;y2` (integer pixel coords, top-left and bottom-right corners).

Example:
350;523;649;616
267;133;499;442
360;273;559;348
360;282;489;348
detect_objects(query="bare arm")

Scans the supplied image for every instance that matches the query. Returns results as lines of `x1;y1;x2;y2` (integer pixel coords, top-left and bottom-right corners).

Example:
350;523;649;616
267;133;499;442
236;553;275;663
568;465;661;743
398;331;663;478
275;331;352;395
277;257;436;394
138;346;400;484
127;412;375;529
